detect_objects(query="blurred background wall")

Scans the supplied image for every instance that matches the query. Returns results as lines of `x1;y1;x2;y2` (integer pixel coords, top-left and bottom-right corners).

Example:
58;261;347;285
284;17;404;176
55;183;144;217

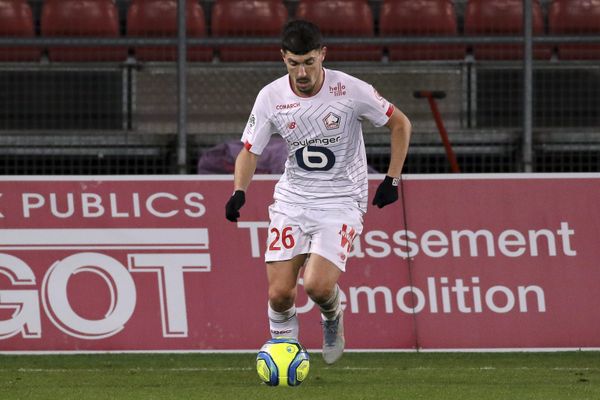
0;0;599;174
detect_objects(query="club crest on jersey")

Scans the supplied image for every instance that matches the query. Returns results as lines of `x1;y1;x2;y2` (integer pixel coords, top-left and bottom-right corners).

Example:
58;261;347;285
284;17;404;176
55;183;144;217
322;112;341;130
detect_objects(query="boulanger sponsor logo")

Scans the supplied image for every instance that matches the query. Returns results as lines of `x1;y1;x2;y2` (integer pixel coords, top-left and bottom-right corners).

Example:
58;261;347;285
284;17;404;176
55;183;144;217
288;133;341;171
287;135;341;148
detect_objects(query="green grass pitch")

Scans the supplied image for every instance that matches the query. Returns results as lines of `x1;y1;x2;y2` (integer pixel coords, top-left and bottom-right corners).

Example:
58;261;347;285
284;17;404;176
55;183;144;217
1;351;599;399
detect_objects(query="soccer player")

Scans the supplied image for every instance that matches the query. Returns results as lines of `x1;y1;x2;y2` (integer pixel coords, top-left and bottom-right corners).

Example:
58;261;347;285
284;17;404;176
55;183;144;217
225;19;411;364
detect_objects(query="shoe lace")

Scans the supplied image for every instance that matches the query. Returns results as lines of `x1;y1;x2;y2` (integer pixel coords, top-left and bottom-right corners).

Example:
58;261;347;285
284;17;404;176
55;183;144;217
322;318;340;346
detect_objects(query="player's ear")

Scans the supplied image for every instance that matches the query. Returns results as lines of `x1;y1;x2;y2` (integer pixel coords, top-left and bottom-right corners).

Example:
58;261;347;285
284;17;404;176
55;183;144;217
320;46;327;61
280;49;286;62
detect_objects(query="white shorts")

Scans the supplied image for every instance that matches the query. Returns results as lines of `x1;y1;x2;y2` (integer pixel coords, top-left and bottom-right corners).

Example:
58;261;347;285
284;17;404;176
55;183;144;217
265;201;364;271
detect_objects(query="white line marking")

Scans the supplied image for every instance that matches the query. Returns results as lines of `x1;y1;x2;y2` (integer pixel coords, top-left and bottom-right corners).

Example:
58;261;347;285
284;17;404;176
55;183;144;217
3;366;596;374
2;245;208;251
3;347;600;355
0;173;599;182
0;228;208;247
11;367;254;373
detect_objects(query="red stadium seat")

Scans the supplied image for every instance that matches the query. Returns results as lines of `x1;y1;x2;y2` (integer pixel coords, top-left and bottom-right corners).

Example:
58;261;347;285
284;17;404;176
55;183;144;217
0;0;40;61
295;0;381;61
211;0;288;62
380;0;465;60
464;0;551;60
42;0;127;62
128;0;212;62
549;0;600;60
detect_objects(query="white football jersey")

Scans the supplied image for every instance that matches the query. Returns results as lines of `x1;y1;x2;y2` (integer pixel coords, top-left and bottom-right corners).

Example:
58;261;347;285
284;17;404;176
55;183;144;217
241;68;394;212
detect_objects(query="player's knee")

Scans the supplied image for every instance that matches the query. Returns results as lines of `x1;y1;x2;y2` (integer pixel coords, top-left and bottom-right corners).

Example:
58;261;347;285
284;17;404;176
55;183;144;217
268;286;296;310
303;281;332;304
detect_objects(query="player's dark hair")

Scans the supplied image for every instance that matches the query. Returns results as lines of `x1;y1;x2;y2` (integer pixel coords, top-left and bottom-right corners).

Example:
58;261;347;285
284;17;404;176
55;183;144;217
281;19;322;55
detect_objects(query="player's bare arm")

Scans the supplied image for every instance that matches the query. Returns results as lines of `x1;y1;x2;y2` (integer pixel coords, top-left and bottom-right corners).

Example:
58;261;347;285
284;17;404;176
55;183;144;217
225;147;259;222
372;107;412;209
386;107;411;178
233;147;258;192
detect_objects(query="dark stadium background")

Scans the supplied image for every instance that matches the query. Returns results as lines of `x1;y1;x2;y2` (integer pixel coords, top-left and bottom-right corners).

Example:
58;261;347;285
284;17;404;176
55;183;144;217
1;0;598;175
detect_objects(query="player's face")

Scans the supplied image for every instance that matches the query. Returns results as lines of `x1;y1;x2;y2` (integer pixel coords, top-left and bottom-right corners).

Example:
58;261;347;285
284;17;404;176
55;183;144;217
282;48;326;97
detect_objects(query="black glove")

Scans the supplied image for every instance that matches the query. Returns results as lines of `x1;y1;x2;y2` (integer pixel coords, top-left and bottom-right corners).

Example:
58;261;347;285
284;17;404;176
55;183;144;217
372;176;399;208
225;190;246;222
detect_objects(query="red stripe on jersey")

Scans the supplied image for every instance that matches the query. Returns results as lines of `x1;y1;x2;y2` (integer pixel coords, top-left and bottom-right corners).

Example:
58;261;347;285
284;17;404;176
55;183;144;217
244;141;252;151
385;104;395;118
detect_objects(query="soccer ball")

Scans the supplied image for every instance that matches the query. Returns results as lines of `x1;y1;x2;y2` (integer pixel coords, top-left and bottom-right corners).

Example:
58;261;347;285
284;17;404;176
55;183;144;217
256;337;310;387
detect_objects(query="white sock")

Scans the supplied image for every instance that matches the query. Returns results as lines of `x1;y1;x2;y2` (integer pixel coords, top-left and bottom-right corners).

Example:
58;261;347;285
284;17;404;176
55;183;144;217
319;285;342;321
268;303;299;339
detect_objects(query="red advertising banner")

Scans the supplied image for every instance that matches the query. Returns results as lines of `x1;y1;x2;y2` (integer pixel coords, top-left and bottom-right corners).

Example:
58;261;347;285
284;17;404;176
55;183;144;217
0;174;599;352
